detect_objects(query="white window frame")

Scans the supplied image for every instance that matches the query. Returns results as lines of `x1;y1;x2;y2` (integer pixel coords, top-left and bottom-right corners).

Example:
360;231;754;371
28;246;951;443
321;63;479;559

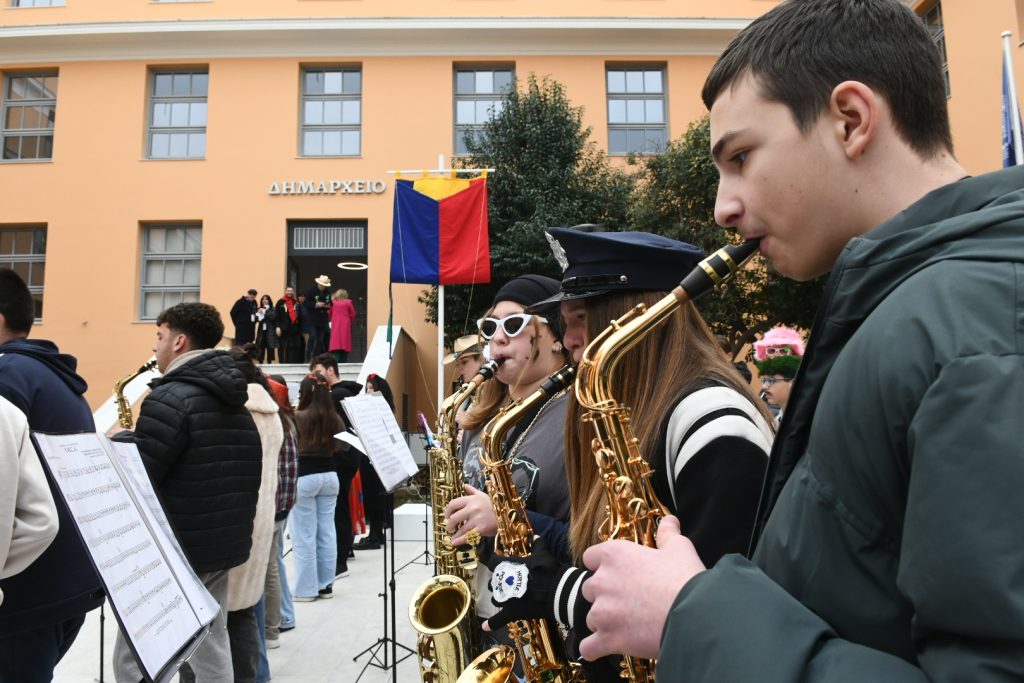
1;71;57;161
139;224;202;320
147;69;208;160
300;67;362;157
606;65;668;156
0;226;46;321
453;65;514;156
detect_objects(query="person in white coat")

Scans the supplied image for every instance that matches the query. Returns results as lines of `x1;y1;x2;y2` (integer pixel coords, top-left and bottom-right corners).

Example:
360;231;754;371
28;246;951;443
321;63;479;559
0;395;58;606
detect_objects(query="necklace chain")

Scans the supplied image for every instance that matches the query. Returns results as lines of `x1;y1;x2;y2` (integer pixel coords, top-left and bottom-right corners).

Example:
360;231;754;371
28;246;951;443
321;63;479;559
506;389;565;461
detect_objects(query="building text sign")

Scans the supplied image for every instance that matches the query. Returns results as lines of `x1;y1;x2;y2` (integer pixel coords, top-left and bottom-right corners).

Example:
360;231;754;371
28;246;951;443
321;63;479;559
268;179;387;196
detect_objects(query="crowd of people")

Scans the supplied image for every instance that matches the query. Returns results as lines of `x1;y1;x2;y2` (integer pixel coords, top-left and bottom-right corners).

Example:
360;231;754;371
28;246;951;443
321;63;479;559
0;269;390;682
229;276;358;365
3;1;1024;681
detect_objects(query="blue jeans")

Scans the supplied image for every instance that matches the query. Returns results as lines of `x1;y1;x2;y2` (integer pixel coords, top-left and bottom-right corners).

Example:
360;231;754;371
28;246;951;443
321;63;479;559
278;521;295;628
254;597;270;683
289;472;339;598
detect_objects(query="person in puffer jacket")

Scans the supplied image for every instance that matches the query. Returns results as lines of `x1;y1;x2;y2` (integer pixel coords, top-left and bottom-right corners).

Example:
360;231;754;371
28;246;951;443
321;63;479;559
113;302;262;683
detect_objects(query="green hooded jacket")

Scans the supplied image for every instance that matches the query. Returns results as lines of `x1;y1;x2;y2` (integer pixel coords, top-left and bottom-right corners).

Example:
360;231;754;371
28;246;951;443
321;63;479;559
659;165;1024;681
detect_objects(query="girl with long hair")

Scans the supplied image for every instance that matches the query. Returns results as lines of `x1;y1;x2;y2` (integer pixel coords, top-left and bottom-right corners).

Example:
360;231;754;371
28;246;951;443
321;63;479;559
255;294;278;363
290;373;343;601
476;230;774;682
443;275;573;658
352;373;394;550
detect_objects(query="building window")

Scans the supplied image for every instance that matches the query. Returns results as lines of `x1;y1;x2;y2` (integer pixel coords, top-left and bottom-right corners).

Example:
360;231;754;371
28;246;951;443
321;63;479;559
453;66;513;156
140;224;201;319
2;73;57;161
0;227;46;320
301;67;361;157
148;70;208;159
606;66;667;156
10;0;65;6
921;2;951;98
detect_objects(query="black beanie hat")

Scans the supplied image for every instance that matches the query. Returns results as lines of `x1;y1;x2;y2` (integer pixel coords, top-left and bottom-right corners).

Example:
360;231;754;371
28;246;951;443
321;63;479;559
491;274;565;341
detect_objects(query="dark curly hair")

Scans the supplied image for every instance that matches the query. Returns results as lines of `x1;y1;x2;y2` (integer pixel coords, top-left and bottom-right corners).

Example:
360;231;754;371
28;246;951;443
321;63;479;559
156;302;224;350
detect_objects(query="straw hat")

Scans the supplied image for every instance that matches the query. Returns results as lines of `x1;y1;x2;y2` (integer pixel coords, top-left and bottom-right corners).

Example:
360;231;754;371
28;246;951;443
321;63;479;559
315;274;332;288
443;334;482;365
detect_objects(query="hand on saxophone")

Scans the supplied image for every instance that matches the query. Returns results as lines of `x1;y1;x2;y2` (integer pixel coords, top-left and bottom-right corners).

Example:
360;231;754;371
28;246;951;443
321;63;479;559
578;515;706;661
480;535;568;633
445;484;498;546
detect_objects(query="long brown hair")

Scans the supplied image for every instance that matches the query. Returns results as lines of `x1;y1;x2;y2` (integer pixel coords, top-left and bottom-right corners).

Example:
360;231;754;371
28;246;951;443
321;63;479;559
295;373;342;453
565;290;773;562
459;306;570;432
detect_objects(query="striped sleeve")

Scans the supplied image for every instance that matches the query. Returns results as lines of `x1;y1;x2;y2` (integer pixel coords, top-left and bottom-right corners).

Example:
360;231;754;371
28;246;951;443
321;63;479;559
664;386;773;565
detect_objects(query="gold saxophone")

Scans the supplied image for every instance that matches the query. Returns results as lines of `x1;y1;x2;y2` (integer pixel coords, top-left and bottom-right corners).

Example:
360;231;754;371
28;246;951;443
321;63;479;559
575;240;760;682
459;365;584;683
113;360;158;429
410;359;502;683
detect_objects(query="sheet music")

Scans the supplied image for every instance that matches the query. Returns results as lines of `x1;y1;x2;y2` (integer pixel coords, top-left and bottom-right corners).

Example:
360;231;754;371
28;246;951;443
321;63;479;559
33;432;209;681
109;440;220;623
334;430;366;455
342;393;419;491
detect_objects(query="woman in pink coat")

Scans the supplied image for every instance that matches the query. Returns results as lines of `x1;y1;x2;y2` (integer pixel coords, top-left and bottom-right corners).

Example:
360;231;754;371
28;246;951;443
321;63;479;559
329;289;357;363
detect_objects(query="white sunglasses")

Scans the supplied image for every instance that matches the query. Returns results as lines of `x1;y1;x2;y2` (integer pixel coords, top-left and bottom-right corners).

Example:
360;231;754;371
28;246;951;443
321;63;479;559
476;313;548;340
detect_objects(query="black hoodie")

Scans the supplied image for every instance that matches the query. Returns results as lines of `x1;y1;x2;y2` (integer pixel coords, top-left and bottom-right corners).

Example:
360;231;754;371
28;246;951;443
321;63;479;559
133;349;263;572
0;338;104;637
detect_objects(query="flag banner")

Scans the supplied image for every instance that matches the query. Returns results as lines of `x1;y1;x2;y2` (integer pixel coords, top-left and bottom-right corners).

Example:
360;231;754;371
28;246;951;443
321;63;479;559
390;175;491;285
1003;41;1023;167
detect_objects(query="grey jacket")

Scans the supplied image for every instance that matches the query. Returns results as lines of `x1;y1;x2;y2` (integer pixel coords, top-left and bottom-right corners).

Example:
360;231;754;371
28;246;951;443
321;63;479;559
660;166;1024;682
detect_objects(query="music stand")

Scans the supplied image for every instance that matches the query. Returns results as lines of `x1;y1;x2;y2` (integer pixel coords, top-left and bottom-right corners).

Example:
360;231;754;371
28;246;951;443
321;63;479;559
398;431;435;573
352;490;415;683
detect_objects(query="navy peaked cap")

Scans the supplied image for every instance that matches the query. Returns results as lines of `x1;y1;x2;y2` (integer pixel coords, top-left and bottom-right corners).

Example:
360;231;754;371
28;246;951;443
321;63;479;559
531;227;705;307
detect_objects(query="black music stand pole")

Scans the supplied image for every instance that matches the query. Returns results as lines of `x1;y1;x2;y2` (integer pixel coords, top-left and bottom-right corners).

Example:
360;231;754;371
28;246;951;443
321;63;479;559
398;435;435;572
352;490;414;682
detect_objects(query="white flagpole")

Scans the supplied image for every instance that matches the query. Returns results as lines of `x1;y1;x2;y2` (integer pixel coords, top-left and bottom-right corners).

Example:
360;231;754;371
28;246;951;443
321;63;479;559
437;154;446;414
1003;31;1024;165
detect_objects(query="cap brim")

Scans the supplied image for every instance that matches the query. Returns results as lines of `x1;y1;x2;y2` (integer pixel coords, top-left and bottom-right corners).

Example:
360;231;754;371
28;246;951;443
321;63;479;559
525;289;610;314
442;353;457;365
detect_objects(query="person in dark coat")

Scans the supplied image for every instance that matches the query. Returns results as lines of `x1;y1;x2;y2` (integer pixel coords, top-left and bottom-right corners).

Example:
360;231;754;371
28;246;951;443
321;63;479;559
230;288;258;345
112;302;263;682
274;285;304;364
576;2;1024;681
303;275;332;361
0;269;104;683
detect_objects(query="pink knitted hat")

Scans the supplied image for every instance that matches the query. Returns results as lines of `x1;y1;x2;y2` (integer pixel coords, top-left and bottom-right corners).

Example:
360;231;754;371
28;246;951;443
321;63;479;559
753;326;805;361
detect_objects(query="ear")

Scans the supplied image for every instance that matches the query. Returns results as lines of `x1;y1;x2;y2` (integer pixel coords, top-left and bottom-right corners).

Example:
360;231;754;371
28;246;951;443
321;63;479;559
172;331;191;354
552;341;563;354
829;81;878;160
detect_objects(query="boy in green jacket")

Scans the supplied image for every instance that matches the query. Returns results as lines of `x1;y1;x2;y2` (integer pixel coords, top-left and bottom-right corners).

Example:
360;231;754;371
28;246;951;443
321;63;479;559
579;1;1024;681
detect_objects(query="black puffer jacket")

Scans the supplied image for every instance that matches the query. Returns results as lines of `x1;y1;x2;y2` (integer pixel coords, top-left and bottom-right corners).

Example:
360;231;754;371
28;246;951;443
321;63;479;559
135;350;262;572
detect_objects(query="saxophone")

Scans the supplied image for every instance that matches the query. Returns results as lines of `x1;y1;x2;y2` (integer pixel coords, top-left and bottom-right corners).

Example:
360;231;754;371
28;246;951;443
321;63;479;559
575;240;760;683
113;360;158;429
460;365;584;683
410;359;501;683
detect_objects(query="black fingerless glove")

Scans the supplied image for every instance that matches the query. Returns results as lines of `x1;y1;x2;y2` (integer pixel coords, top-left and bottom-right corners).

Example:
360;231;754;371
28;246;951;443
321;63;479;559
483;537;591;632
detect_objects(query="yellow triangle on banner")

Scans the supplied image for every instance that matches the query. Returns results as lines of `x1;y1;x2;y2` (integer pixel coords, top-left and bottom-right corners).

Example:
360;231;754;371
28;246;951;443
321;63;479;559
411;176;474;200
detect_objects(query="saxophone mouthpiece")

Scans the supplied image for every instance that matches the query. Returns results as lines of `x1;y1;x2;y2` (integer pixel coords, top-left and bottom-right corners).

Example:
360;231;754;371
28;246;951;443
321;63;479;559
679;238;761;301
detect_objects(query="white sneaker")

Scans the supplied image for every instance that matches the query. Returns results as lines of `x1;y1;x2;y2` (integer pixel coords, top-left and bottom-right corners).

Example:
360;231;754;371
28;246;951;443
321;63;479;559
266;638;281;650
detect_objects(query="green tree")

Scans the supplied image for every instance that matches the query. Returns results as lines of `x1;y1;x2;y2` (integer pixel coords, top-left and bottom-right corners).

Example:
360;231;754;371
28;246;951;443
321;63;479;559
629;116;825;358
419;75;634;345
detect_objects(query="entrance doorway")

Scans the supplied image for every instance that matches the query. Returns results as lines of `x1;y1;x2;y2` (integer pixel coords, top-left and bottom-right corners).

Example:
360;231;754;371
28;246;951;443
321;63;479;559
286;220;369;363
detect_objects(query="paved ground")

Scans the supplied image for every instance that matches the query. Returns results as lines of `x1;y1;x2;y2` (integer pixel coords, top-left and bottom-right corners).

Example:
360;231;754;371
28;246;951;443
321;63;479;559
54;535;436;683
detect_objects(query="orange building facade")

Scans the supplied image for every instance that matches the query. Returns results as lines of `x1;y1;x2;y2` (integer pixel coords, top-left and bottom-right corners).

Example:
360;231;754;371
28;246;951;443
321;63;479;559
0;0;1021;418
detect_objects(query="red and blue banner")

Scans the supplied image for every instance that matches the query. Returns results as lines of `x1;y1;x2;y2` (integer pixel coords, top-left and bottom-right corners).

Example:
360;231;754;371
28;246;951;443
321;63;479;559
390;175;491;285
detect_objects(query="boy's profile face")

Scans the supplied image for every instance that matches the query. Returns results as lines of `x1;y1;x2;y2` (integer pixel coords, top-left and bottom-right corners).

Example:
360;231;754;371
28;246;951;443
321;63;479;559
709;75;858;281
